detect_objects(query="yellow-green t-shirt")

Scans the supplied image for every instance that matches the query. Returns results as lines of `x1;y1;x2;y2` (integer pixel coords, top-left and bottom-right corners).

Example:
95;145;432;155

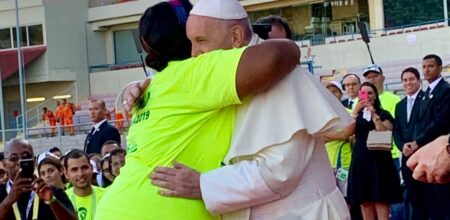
95;48;245;220
66;186;106;220
326;140;352;169
326;108;352;169
379;91;401;159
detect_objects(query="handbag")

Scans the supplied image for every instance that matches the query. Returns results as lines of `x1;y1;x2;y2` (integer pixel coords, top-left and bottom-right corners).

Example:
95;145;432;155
366;131;392;151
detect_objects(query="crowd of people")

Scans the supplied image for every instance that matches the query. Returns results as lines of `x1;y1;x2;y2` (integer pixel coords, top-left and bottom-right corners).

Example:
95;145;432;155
324;57;450;220
41;99;76;136
1;0;450;219
41;97;127;137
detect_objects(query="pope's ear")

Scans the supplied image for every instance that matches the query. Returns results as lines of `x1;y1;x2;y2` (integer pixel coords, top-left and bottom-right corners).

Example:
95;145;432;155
230;25;245;48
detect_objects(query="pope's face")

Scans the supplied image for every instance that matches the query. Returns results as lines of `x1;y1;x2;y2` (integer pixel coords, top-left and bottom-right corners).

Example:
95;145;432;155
186;15;234;57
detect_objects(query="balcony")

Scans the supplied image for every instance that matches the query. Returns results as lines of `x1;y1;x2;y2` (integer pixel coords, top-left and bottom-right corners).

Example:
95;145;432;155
88;0;162;31
89;0;137;8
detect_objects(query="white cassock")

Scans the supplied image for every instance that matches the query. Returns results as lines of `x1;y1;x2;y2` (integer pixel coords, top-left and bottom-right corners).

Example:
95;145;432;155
200;35;353;220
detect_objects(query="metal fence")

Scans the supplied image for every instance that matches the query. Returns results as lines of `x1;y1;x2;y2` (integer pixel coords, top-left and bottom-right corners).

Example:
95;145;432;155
1;119;129;153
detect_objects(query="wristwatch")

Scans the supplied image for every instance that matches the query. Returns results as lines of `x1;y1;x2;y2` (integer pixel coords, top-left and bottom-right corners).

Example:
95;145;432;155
44;196;57;205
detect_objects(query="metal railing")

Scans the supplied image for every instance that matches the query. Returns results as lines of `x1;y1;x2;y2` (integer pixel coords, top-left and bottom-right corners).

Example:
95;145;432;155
89;61;143;73
1;119;129;151
15;84;76;130
298;18;449;46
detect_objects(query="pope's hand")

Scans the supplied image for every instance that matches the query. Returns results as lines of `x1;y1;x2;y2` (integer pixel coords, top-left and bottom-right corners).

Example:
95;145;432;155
149;162;202;199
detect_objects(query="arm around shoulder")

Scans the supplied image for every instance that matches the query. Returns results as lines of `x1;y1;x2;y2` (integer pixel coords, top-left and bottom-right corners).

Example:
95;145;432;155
236;39;300;99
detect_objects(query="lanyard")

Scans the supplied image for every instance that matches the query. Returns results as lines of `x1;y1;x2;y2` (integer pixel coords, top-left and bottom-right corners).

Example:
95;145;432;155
6;181;39;220
336;141;348;169
70;187;96;220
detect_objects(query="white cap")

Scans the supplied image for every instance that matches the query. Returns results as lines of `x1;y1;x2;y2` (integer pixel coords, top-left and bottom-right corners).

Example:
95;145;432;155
190;0;248;20
37;151;59;165
326;81;343;92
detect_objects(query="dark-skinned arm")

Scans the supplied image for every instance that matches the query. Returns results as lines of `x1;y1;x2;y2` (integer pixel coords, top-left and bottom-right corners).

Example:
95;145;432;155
235;39;300;100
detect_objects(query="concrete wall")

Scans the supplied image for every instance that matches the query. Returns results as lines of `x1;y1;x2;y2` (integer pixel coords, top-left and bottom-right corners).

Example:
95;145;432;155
1;0;90;101
86;25;108;67
0;0;43;25
90;67;143;95
0;1;48;85
88;0;162;23
43;0;90;101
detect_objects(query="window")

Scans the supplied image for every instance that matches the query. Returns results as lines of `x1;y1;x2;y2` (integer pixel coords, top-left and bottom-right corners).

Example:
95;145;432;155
311;3;332;19
0;24;44;50
114;29;141;64
0;28;11;49
12;26;27;48
28;25;43;46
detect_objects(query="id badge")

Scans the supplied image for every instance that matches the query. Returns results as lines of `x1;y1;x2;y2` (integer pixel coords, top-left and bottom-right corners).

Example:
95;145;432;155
336;168;349;181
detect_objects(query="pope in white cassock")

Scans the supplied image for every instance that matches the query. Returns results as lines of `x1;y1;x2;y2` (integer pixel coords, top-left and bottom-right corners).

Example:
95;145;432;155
147;0;354;219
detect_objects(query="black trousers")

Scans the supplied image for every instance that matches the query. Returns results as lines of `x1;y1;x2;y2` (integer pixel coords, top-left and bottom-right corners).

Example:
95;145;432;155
402;156;429;220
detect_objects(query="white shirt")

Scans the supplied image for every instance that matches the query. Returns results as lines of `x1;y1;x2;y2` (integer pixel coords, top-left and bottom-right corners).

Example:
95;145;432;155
348;97;359;110
427;76;443;94
92;119;107;134
407;89;421;106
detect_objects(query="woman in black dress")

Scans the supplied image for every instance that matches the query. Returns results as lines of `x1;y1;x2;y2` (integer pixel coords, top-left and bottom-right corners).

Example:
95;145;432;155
348;82;402;220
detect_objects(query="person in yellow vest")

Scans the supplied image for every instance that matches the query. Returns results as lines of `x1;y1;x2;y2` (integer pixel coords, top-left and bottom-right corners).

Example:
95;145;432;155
94;0;300;219
64;149;105;220
325;81;354;197
363;64;403;219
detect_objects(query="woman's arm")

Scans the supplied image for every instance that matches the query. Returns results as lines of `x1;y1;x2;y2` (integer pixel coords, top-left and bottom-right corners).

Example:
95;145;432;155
372;113;393;131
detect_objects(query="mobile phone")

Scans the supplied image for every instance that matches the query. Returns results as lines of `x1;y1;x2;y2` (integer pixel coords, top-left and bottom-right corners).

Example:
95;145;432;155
19;159;35;179
358;90;368;101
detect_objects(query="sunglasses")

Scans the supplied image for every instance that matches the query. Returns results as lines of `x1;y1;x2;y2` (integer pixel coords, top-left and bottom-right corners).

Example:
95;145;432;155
7;153;33;162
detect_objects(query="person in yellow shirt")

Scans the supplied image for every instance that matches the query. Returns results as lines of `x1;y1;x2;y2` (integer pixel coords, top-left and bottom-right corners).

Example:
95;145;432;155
64;149;106;220
94;0;300;219
325;81;354;197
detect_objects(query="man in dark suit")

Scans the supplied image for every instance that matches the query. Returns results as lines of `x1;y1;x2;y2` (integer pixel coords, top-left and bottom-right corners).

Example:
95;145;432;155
84;99;121;154
393;67;427;220
409;54;450;220
340;74;361;110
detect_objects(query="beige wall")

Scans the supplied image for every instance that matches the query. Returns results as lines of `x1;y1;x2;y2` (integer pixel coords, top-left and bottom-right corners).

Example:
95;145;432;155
88;0;162;23
311;27;450;72
332;3;359;20
0;5;44;29
89;67;144;95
